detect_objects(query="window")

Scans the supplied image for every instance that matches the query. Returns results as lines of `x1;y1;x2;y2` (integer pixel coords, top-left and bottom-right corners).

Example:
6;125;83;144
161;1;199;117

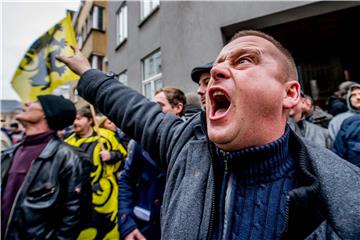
90;55;104;70
81;26;86;43
116;4;128;45
52;84;70;99
118;70;128;85
140;0;160;20
73;89;79;103
142;50;162;99
92;5;103;30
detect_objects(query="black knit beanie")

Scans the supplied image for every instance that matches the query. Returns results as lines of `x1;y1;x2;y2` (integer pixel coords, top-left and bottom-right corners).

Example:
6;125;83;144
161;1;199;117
37;95;76;130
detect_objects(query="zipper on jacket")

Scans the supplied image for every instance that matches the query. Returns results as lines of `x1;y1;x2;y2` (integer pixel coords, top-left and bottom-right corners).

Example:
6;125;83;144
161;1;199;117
283;195;290;234
4;159;37;239
27;187;56;201
221;159;231;240
207;144;220;240
207;149;230;240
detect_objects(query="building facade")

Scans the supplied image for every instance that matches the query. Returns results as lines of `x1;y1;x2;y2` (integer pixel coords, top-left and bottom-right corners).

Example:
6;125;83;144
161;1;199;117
107;1;360;107
70;0;109;108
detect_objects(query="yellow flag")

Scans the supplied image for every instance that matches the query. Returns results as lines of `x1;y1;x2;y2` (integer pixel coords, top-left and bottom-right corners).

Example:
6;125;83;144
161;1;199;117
11;14;78;102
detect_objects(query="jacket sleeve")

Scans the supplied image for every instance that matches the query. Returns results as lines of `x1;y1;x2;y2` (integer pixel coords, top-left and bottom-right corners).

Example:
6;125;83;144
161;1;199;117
77;69;183;167
332;122;348;159
54;148;89;239
118;141;142;238
103;130;128;167
107;151;125;165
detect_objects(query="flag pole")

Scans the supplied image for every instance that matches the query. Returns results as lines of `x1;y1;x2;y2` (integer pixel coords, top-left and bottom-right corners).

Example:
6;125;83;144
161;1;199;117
89;105;105;152
90;105;114;176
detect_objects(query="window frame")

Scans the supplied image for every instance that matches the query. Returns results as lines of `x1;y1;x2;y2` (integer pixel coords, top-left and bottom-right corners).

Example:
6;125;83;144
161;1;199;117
139;0;160;23
118;70;128;86
141;49;162;99
91;5;104;31
89;54;104;71
116;2;128;48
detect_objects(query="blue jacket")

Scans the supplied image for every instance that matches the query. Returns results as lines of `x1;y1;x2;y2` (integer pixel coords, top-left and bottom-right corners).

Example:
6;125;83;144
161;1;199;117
333;115;360;167
118;140;166;240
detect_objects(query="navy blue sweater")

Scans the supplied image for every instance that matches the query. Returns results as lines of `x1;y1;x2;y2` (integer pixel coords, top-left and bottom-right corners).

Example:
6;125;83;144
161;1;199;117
215;128;296;240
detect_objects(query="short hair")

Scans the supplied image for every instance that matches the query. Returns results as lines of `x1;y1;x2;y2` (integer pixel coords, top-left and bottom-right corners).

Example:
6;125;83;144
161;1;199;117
230;30;298;82
185;92;201;107
77;106;94;126
155;87;187;116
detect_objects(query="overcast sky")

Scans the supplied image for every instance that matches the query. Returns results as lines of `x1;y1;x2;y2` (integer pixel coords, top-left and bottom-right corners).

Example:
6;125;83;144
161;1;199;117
1;0;81;101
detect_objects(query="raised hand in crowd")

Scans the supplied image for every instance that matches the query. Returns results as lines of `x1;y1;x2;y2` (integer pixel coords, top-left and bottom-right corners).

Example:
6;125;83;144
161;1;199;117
56;46;91;75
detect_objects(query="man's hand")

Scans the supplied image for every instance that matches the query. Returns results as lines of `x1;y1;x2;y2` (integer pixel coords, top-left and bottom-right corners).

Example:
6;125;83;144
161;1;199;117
56;46;91;75
100;150;111;162
124;229;146;240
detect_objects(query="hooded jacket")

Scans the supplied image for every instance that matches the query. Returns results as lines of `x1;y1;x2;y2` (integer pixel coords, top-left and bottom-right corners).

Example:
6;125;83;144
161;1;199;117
78;69;360;240
328;83;360;144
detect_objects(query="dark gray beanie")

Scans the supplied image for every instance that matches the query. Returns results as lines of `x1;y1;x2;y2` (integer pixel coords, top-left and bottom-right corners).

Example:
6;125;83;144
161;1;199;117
37;95;76;130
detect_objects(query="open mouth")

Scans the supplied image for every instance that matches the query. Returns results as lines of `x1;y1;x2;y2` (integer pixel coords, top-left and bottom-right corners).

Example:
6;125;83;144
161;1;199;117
209;89;231;119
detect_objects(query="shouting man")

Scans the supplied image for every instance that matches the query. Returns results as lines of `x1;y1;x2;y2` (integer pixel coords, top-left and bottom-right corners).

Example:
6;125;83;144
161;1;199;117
58;30;360;239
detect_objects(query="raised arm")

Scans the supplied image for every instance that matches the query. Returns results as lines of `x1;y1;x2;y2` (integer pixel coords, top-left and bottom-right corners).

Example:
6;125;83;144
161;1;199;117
57;48;182;166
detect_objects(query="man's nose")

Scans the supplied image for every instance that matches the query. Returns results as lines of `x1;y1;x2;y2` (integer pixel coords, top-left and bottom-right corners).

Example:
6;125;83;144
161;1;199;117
197;85;205;95
210;63;230;82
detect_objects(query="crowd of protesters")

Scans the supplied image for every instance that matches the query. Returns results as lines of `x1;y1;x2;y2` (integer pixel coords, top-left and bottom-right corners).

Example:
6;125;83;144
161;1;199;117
1;29;359;240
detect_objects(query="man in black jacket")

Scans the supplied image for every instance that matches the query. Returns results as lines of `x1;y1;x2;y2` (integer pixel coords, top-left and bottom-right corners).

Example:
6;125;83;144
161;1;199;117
1;95;90;240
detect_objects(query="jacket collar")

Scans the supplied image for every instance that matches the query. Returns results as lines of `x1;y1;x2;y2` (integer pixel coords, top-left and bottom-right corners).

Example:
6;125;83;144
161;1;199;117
2;137;61;162
199;116;327;239
282;130;326;239
37;137;61;159
198;114;331;239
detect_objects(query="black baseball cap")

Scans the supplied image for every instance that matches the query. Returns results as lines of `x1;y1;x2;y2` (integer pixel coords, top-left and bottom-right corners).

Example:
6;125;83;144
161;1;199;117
191;62;213;84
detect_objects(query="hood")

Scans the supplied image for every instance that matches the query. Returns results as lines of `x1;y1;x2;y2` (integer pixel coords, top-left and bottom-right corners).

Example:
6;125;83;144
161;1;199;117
346;83;360;113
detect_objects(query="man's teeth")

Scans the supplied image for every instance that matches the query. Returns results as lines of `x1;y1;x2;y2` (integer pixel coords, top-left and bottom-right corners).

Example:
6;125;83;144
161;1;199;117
213;90;224;96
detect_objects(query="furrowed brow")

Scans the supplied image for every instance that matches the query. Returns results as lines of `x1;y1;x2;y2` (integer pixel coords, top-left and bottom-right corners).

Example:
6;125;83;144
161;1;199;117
230;47;262;60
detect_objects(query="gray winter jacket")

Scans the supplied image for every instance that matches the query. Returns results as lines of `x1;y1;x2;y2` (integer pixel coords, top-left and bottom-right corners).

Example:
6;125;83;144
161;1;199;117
288;118;331;148
78;69;360;240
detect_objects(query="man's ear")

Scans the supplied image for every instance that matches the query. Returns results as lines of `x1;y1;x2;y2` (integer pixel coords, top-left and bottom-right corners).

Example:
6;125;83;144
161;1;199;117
283;80;300;109
174;103;184;116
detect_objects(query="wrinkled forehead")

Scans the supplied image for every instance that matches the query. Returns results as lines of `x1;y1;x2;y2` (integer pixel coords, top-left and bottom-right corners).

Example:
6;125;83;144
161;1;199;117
217;35;282;61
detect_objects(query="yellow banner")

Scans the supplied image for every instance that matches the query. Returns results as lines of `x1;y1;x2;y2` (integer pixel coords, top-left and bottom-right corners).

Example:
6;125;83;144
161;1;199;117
11;14;78;102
